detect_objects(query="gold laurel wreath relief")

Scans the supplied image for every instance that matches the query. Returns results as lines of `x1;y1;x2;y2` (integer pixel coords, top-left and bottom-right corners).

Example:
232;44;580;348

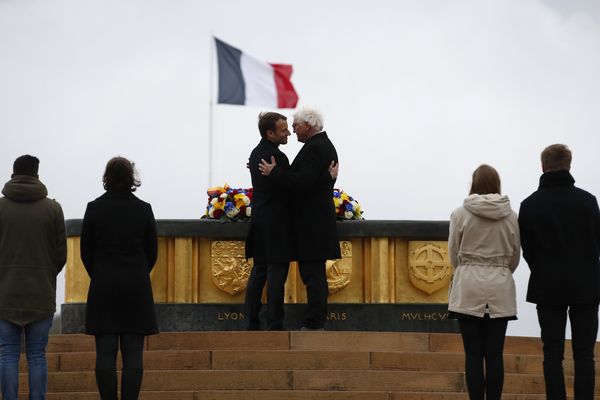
408;241;452;295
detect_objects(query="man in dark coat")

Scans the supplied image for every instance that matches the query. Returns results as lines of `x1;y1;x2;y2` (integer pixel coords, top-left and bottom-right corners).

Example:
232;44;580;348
519;144;600;400
0;155;66;399
244;112;294;330
259;107;340;330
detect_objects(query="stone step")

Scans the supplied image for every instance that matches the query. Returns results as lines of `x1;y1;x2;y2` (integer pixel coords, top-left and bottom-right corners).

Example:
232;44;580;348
19;369;563;394
390;394;600;400
47;334;95;352
20;349;593;375
290;331;431;352
48;331;593;356
37;370;292;392
290;370;551;394
22;332;598;399
211;350;371;370
19;349;594;376
371;351;598;376
147;331;290;351
429;333;600;356
193;391;393;400
54;350;209;372
22;392;600;400
31;392;194;400
430;333;543;355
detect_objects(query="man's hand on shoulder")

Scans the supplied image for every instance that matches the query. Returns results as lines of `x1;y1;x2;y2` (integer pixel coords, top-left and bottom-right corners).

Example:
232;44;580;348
329;161;339;180
259;156;277;176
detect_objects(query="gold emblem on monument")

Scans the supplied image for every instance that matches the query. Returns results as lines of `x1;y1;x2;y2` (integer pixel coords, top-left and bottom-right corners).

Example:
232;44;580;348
408;241;452;295
326;241;353;294
211;241;252;295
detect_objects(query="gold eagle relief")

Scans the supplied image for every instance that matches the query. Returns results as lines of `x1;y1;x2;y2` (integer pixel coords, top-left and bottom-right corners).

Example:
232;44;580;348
408;241;452;295
210;240;352;295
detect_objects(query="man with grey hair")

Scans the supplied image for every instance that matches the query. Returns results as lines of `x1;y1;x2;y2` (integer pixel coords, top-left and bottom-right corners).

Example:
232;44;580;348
259;107;339;330
519;144;600;400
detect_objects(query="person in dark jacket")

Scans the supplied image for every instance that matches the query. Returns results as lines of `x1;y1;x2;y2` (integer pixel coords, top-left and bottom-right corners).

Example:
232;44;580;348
0;155;66;400
81;157;158;400
519;144;600;400
244;112;294;330
259;107;340;330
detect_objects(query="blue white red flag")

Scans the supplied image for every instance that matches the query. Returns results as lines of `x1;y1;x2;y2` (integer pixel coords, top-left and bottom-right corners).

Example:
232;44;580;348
214;37;299;109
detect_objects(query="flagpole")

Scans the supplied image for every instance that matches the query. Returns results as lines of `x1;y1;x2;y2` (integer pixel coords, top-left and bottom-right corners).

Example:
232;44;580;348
208;35;214;188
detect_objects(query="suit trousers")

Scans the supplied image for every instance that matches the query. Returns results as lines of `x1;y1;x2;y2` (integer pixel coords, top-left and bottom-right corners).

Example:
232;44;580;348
458;316;509;400
299;260;329;329
245;262;290;330
536;303;599;400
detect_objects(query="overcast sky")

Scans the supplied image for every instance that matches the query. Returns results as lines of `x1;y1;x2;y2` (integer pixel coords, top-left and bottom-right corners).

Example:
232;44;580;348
1;0;599;338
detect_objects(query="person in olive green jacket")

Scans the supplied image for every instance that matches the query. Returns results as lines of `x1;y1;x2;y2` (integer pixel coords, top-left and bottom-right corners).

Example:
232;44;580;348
0;155;66;400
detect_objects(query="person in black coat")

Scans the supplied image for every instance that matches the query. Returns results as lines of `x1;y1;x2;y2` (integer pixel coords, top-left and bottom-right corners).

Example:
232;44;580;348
519;144;600;400
244;112;295;330
259;107;340;330
81;157;158;400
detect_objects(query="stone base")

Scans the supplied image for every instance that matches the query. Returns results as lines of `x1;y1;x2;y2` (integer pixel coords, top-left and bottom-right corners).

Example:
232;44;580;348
60;303;459;334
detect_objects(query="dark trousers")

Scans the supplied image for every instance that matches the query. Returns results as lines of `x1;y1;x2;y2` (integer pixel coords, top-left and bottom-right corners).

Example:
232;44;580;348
458;317;509;400
299;260;328;329
536;303;599;400
94;334;145;400
245;262;290;330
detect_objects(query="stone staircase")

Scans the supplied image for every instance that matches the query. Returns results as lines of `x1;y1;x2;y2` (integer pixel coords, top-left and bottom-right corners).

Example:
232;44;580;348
17;331;600;399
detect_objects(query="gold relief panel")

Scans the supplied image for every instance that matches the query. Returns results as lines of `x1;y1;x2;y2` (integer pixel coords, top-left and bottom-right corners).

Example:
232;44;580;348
211;241;253;295
326;241;353;294
408;241;452;295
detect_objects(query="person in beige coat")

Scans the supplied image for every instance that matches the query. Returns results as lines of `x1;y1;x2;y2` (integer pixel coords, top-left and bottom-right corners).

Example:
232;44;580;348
448;164;520;400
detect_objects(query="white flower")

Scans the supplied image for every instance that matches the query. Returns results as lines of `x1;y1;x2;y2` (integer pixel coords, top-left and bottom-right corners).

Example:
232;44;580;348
344;210;354;219
208;208;215;218
246;207;252;217
210;198;218;205
219;193;228;199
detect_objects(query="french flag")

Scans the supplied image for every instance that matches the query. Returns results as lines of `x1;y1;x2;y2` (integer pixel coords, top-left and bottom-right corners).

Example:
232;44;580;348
215;37;299;109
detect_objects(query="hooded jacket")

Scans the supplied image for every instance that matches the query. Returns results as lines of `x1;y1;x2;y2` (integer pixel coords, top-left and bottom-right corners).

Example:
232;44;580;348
448;194;520;318
0;175;66;326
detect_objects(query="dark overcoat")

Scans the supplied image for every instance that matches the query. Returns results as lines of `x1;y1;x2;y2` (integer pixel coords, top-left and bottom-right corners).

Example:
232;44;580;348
80;188;159;335
519;170;600;305
269;132;341;262
245;138;294;264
